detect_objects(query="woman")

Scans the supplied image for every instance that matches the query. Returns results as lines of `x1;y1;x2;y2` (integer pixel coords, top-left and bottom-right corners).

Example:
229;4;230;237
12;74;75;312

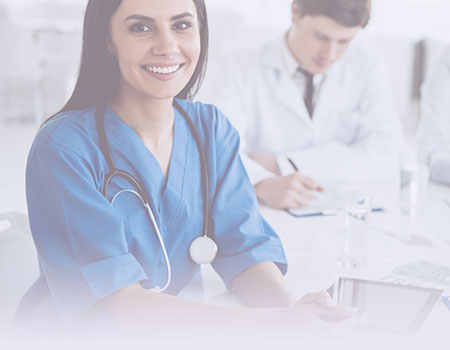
17;0;353;338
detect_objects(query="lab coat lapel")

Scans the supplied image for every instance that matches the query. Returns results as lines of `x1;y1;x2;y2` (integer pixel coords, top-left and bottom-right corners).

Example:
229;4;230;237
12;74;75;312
277;69;311;122
261;39;313;125
312;60;343;127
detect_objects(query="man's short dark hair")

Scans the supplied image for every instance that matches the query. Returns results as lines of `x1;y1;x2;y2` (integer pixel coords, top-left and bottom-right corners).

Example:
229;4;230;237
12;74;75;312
294;0;371;28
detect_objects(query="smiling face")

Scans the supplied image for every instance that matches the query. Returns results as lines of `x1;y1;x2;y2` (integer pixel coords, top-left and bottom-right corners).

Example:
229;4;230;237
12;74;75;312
108;0;201;102
288;3;361;74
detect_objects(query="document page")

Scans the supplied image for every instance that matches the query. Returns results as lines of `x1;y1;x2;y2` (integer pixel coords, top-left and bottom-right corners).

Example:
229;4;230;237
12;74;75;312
381;260;450;292
287;187;337;217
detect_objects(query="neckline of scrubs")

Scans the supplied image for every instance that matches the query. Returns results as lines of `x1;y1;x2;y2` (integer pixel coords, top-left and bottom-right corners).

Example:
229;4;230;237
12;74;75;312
102;105;191;222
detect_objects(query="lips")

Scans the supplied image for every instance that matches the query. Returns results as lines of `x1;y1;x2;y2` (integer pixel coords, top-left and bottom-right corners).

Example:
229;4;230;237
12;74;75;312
313;58;330;69
140;63;185;75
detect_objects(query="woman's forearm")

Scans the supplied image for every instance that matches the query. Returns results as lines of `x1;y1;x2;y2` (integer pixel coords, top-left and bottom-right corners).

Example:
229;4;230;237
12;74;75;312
229;261;296;308
85;283;281;336
83;270;347;338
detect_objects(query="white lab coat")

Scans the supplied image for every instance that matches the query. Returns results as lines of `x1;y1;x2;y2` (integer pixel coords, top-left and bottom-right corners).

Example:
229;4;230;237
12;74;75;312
418;47;450;185
200;36;403;185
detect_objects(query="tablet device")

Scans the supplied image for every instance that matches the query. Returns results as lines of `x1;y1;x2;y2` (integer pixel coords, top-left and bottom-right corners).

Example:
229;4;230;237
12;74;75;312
327;277;443;335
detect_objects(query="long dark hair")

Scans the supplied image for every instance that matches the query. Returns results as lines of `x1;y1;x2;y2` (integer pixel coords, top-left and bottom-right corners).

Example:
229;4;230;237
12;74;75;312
52;0;208;117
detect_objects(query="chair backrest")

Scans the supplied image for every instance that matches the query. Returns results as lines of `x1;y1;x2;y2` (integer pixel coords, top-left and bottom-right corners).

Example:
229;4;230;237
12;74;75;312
0;21;37;122
1;1;83;123
0;212;39;336
421;38;450;83
361;32;422;131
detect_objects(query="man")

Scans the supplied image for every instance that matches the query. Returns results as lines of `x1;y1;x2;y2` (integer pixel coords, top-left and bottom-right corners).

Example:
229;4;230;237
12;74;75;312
418;47;450;186
201;0;402;209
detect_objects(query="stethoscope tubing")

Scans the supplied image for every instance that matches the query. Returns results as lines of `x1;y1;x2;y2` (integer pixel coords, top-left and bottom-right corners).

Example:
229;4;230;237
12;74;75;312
95;100;214;292
111;189;172;292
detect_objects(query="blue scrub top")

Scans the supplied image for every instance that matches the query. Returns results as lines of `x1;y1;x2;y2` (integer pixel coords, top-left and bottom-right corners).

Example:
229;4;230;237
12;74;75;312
23;100;287;325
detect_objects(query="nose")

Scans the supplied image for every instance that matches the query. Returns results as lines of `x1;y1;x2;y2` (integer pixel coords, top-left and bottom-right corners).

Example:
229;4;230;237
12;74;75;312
323;41;339;62
152;29;179;57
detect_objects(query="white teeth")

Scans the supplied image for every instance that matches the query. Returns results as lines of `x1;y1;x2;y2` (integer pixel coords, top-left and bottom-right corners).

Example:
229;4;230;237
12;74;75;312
145;64;180;75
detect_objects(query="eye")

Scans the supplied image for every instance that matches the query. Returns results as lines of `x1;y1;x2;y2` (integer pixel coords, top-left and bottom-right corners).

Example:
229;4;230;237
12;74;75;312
130;23;152;33
314;33;329;42
173;21;192;31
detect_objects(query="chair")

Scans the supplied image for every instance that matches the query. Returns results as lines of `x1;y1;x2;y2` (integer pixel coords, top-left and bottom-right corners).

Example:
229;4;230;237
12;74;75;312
0;22;36;123
421;38;449;82
0;1;83;125
0;212;39;336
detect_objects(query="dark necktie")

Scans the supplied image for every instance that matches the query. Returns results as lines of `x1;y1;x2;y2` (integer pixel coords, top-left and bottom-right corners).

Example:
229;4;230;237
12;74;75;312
298;68;314;118
303;71;314;118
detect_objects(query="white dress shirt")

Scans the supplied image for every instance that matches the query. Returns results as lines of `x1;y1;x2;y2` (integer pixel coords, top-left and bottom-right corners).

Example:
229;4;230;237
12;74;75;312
282;39;326;112
418;47;450;185
200;35;403;185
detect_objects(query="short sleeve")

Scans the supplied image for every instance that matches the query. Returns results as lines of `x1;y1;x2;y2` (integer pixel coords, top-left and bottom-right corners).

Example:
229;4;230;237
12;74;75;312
209;110;287;285
26;142;148;325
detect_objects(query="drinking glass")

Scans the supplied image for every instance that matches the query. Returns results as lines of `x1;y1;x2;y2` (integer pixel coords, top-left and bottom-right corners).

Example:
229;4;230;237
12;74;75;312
399;163;429;217
336;193;372;268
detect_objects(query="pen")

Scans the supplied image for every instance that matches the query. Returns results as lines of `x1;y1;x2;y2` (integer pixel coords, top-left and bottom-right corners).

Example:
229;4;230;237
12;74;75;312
288;157;324;192
287;157;299;172
287;207;385;218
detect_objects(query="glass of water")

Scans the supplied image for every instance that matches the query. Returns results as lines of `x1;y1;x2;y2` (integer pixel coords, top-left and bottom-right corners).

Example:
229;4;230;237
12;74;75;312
335;192;372;268
399;163;429;217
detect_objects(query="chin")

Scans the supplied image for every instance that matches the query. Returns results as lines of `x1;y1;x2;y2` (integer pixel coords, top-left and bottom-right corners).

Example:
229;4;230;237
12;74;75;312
150;93;179;101
143;85;186;101
315;61;335;73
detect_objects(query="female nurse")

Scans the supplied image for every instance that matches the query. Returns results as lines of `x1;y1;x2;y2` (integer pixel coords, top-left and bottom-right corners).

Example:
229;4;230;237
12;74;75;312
17;0;354;338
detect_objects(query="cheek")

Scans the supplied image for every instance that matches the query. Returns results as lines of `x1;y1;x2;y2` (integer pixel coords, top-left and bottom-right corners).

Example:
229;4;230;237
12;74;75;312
305;38;323;57
337;44;350;57
187;35;201;64
113;39;146;71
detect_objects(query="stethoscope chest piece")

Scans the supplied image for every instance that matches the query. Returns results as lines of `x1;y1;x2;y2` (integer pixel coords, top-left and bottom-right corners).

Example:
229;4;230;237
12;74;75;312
189;236;218;265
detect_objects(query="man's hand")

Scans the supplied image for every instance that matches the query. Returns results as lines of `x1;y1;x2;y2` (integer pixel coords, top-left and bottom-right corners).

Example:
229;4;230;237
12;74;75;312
254;173;323;209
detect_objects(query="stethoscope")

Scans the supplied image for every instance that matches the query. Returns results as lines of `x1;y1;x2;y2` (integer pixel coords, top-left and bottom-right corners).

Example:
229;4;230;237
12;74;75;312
96;100;218;293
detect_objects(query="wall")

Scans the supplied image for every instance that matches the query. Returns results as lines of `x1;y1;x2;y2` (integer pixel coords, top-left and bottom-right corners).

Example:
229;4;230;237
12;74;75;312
3;0;450;41
0;0;449;125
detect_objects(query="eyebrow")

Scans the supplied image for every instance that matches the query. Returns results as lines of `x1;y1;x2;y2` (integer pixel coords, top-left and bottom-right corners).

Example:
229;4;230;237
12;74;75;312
313;29;353;42
124;12;195;22
313;29;329;39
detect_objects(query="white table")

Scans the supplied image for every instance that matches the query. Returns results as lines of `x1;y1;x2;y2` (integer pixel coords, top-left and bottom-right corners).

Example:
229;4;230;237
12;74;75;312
199;182;450;339
260;183;450;288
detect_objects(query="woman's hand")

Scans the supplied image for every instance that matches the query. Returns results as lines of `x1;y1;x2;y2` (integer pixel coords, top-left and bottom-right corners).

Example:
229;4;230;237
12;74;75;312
282;291;358;336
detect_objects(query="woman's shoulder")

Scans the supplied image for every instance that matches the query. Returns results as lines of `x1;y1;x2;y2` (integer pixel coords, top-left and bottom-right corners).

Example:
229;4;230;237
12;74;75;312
32;107;99;155
176;99;218;117
176;99;240;151
177;99;232;128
